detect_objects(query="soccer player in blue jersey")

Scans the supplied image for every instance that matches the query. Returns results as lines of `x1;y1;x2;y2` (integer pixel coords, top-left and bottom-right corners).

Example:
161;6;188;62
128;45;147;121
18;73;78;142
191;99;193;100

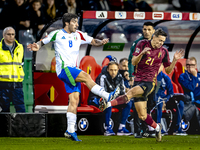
27;13;120;141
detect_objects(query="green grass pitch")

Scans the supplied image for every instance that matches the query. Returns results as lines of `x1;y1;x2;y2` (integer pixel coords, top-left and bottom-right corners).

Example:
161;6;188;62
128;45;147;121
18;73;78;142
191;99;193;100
1;135;200;150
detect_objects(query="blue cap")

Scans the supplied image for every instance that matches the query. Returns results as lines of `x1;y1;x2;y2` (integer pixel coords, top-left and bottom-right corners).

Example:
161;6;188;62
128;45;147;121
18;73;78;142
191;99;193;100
105;55;117;63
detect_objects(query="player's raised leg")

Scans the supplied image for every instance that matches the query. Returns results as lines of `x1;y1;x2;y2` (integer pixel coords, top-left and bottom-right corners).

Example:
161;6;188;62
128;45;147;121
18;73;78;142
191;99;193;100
99;85;142;111
75;71;120;102
64;92;82;141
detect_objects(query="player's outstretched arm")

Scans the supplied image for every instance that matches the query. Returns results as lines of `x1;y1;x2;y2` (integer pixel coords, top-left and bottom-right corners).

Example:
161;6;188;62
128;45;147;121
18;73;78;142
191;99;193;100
27;41;44;51
90;38;109;47
165;49;185;74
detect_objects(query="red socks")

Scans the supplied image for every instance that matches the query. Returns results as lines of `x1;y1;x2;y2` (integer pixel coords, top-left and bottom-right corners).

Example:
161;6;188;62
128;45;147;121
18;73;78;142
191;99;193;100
145;114;157;129
110;95;128;106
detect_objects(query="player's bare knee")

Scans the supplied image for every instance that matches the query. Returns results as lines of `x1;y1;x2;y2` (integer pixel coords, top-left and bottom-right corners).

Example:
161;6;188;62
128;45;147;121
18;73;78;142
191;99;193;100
139;115;147;121
69;100;77;107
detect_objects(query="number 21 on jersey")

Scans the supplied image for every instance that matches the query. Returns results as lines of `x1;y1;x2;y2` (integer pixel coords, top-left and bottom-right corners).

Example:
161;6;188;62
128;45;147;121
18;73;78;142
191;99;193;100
69;40;73;48
145;57;154;65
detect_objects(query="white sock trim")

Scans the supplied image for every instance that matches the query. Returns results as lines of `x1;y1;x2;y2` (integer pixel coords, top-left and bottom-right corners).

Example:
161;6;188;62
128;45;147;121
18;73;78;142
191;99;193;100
107;102;111;108
119;124;125;130
155;124;160;132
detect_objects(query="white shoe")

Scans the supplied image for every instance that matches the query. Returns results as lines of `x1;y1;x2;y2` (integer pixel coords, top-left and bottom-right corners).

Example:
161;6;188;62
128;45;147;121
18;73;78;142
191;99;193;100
155;124;162;142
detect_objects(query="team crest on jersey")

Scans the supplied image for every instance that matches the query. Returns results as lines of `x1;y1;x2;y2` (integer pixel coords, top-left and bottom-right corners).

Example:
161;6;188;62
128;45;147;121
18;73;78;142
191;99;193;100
136;48;140;53
158;52;162;58
74;36;77;41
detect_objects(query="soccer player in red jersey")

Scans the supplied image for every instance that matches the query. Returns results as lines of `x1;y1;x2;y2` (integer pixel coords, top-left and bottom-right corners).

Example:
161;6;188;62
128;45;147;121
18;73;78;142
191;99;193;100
100;28;185;141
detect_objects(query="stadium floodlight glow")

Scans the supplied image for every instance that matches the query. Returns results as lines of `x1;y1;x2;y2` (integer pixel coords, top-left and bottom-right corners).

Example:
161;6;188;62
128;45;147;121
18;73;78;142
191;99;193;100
121;34;125;37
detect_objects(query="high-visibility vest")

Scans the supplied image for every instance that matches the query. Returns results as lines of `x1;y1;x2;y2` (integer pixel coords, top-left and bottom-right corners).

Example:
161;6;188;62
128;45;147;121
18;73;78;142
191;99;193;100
0;39;25;82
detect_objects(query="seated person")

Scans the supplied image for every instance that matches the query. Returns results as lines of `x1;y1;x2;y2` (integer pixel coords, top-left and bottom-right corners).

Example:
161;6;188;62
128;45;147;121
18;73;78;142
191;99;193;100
88;61;133;136
118;58;133;92
155;64;186;135
179;57;200;108
179;57;200;131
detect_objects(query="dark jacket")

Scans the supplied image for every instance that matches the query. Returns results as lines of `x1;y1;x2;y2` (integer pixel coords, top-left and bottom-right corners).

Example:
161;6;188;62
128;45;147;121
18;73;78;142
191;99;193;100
128;36;144;77
88;66;125;105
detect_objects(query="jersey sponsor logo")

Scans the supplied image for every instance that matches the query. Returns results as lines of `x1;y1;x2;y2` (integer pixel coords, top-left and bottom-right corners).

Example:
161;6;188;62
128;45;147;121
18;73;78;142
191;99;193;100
152;12;164;20
158;52;162;58
78;118;89;131
171;13;182;20
115;11;126;19
61;36;66;39
96;11;107;19
189;13;199;20
136;48;140;53
134;12;145;19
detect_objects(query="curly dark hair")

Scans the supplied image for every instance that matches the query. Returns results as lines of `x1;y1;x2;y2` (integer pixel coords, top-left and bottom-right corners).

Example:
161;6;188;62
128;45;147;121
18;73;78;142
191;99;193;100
62;13;78;28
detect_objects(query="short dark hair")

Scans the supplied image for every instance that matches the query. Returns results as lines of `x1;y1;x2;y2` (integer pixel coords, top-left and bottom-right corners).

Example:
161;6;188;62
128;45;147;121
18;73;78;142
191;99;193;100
154;28;167;37
107;61;119;69
143;22;154;28
119;58;128;64
62;13;78;28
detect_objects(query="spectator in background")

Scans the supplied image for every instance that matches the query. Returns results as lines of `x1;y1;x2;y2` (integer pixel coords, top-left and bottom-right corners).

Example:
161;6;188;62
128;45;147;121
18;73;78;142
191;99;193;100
0;27;25;113
0;0;30;38
14;0;30;30
124;0;152;12
179;57;200;130
88;61;133;136
59;0;82;16
155;64;186;135
29;0;48;38
179;57;200;107
118;58;133;92
44;0;59;23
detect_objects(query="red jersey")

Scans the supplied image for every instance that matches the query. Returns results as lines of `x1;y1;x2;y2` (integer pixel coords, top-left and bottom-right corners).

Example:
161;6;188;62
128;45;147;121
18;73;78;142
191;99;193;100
132;39;171;82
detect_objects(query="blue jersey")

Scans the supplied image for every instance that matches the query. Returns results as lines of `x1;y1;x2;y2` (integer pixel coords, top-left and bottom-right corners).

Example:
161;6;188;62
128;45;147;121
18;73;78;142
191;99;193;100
179;70;200;100
156;71;174;101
